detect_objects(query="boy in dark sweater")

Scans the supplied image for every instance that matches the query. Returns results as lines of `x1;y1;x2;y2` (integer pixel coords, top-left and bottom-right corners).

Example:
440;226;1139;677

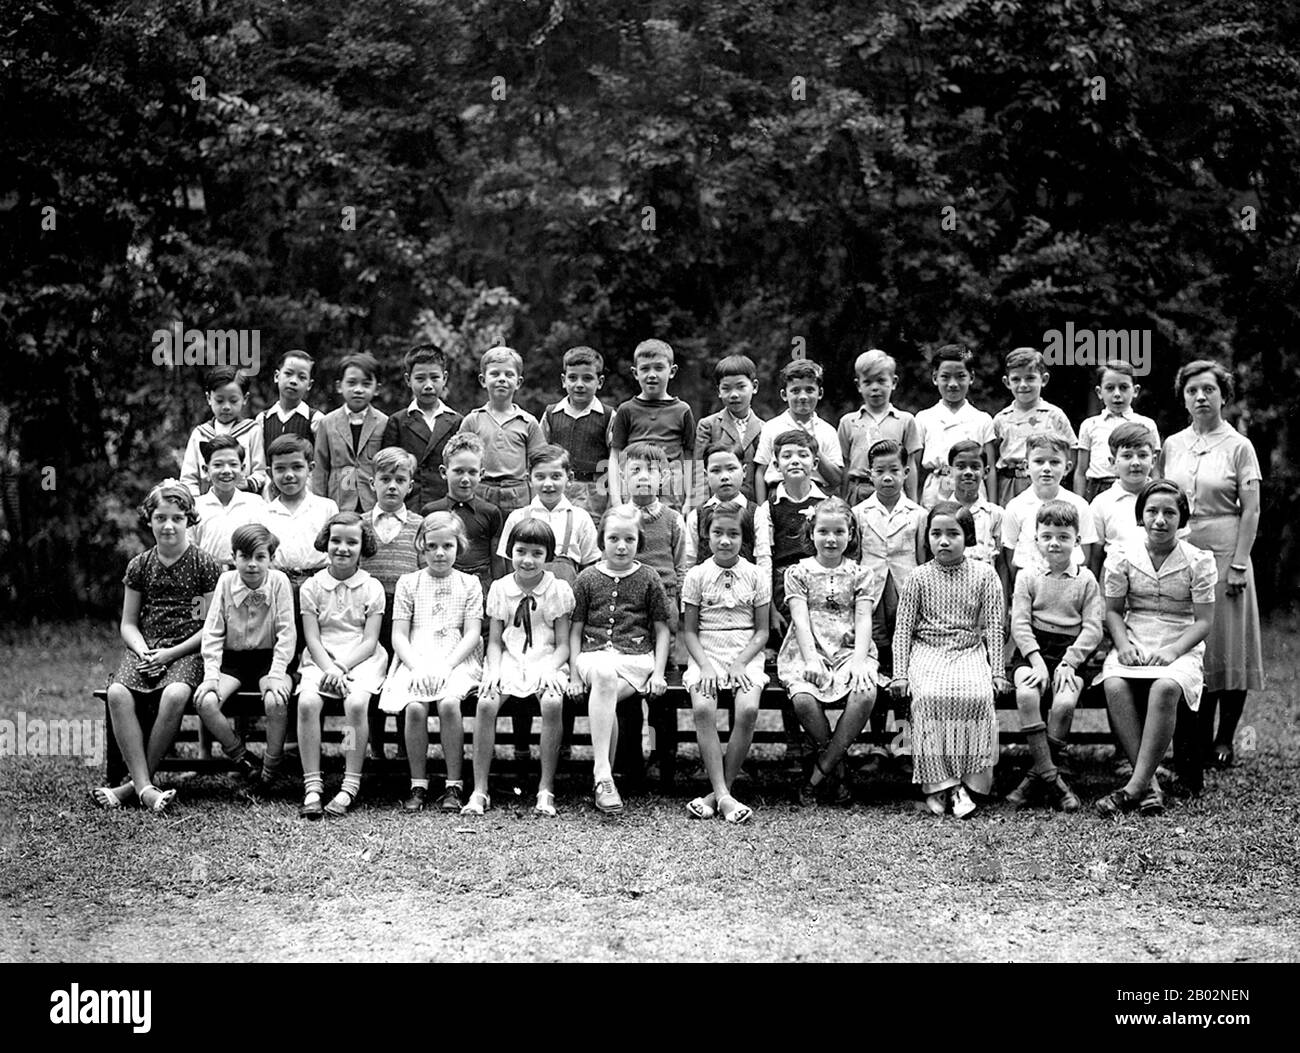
381;344;463;510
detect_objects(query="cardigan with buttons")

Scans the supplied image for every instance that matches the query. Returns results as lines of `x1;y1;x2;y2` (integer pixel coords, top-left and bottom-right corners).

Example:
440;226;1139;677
571;562;671;655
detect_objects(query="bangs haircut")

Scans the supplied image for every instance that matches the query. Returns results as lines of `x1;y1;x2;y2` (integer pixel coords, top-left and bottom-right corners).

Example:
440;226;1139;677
338;352;380;382
714;354;758;382
1035;500;1079;531
506;516;558;562
854;348;897;378
623;441;668;470
773;429;817;458
528;444;570;474
780;359;823;389
702;441;744;468
416;511;469;556
927;501;976;547
313;511;378;558
205;365;244;393
479;345;523;374
1135;479;1190;527
267;433;313;464
804;496;858;549
599;505;647;553
140;479;200;527
231;523;280;560
204;434;244;464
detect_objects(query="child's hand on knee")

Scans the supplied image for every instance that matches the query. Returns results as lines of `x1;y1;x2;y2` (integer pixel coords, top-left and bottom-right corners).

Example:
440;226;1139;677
648;673;668;697
804;655;828;688
848;660;874;693
993;674;1013;696
196;680;220;708
889;676;911;703
566;674;585;698
724;659;751;693
1024;654;1049;690
1052;663;1079;697
539;668;568;699
478;674;501;703
259;675;291;706
697;660;720;698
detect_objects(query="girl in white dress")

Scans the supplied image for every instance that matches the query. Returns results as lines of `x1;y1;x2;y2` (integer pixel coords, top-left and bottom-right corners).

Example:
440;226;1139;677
469;518;574;817
681;507;770;823
1097;481;1216;816
379;512;484;813
777;497;878;806
296;512;388;818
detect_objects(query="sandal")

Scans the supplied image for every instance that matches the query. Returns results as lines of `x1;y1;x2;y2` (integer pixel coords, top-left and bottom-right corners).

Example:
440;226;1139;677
324;789;357;817
460;790;490;815
299;792;323;820
91;781;134;809
533;790;557;817
717;795;753;825
138;784;176;813
686;795;716;820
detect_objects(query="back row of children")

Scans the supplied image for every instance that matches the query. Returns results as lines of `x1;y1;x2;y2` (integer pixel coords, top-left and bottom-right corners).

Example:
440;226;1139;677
107;340;1174;815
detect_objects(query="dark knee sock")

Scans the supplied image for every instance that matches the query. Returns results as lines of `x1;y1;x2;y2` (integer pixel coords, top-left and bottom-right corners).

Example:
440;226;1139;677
1047;734;1068;769
1197;691;1219;755
1173;696;1203;793
1023;722;1055;778
1214;690;1247;746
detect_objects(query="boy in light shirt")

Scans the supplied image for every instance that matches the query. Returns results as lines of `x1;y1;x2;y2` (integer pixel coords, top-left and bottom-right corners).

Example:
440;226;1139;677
991;347;1077;506
1087;422;1158;580
753;359;843;503
838;349;921;505
915;344;997;507
189;435;267;568
1073;360;1161;502
1001;433;1097;587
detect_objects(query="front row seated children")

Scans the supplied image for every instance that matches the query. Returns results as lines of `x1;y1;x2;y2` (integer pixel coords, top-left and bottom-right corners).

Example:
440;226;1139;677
497;444;600;586
379;512;484;813
568;507;672;815
1087;422;1157;580
296;513;388;818
96;481;221;812
777;498;878;807
473;519;575;817
1096;481;1216;817
892;502;1009;819
754;429;827;636
681;507;770;824
685;441;756;569
851;439;926;767
194;524;296;786
1005;502;1105;812
422;432;505;605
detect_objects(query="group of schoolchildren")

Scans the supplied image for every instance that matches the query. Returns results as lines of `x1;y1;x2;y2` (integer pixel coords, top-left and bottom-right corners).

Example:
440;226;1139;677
97;337;1222;827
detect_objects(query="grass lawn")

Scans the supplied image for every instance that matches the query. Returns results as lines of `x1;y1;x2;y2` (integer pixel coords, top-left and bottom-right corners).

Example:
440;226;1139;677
2;618;1297;962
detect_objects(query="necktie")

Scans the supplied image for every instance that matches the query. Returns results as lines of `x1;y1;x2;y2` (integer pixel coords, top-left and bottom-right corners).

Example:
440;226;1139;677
513;595;537;651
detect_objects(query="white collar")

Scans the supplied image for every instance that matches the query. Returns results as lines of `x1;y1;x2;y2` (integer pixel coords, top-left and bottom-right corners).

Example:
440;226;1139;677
554;396;605;418
1102;407;1135;421
1042;561;1081;579
407;399;451;417
704;494;748;509
772;482;827;504
230;576;272;605
271;402;312;422
857;404;899;420
372;505;409;522
310;568;372;591
502;570;556;598
862;493;916;514
529;496;574;514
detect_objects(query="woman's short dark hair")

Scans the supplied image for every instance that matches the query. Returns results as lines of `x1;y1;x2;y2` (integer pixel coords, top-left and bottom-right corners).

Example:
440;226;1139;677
1175;359;1235;403
1134;479;1190;528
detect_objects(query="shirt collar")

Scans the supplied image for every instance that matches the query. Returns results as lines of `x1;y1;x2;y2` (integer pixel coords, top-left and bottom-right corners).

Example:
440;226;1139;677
555;396;605;418
477;403;526;422
773;482;827;504
1102;407;1135;421
311;568;372;591
529;495;574;514
862;493;916;514
372;505;409;523
230;576;271;606
272;402;312;422
857;404;900;421
704;494;748;509
407;399;451;418
1043;562;1081;579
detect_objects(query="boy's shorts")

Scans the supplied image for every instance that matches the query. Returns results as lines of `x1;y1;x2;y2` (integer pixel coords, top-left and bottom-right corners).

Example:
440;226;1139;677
1013;629;1092;711
218;648;275;690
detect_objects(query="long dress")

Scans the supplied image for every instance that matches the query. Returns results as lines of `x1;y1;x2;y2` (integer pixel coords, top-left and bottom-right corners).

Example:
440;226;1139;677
777;557;877;703
1162;423;1264;692
893;557;1005;791
1096;539;1218;710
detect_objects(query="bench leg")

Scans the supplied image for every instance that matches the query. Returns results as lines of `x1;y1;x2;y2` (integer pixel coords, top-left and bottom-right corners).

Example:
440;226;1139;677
613;696;645;789
104;698;128;786
649;698;677;791
367;695;387;761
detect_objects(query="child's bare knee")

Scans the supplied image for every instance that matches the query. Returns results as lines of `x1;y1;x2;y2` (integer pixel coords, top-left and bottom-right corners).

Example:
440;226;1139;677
539;697;564;722
159;685;190;713
733;699;760;726
437;698;461;721
405;703;428;726
344;696;368;720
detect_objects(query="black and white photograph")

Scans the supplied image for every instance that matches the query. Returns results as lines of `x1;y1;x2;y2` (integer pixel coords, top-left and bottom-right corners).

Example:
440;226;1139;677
1;0;1297;992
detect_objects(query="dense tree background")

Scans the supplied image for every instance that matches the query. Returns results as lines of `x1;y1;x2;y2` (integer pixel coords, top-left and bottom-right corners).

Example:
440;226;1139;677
2;0;1297;618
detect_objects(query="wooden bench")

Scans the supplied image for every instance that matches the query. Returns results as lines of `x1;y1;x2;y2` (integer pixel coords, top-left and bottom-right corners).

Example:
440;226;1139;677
98;666;1113;789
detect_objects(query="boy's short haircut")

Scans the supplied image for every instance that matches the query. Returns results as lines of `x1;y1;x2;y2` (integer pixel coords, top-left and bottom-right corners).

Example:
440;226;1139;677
867;438;903;468
206;365;244;393
528;443;570;474
231;523;280;560
505;516;557;562
140;479;201;527
204;434;245;464
338;352;380;382
930;344;972;370
267;433;314;464
598;505;647;553
416;510;470;555
1096;358;1137;383
1035;500;1079;532
946;438;986;466
1107;422;1157;455
1004;346;1045;374
854;348;897;378
373;446;417;476
404;344;447;374
623;441;669;470
633;338;674;365
780;359;823;389
480;345;523;374
562;346;604;373
276;349;314;372
1024;431;1072;458
442;432;484;466
701;441;744;467
772;428;818;459
714;354;758;383
313;511;378;558
927;500;977;547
